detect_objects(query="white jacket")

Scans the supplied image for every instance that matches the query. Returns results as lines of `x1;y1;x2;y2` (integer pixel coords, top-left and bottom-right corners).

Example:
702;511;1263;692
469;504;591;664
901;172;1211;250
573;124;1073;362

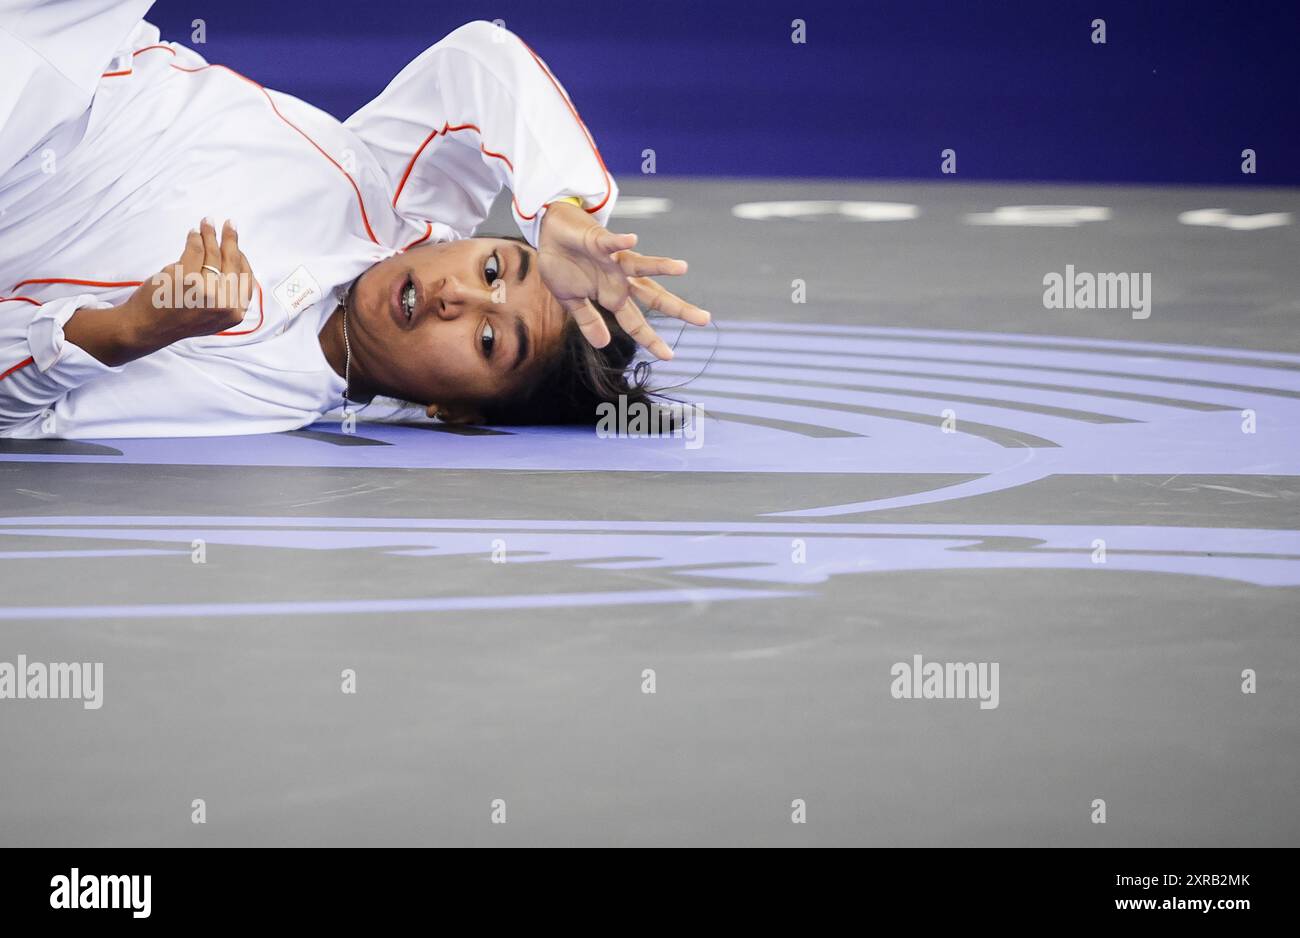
0;2;616;437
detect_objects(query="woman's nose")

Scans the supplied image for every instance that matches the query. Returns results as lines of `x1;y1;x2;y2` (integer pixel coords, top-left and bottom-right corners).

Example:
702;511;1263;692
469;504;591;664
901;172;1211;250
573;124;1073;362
434;276;486;320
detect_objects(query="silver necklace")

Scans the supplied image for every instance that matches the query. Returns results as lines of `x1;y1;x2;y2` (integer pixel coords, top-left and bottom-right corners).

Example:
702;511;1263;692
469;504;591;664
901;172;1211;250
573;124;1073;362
339;284;354;406
341;306;352;403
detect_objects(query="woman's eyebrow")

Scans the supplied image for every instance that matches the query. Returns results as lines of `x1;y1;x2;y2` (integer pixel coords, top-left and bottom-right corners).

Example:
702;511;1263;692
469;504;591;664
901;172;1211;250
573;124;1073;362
514;244;531;283
510;314;530;371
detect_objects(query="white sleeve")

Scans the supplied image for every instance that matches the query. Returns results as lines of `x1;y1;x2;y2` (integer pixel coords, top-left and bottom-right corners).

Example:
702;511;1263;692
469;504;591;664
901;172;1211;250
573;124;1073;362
0;0;157;179
345;20;618;246
0;296;123;436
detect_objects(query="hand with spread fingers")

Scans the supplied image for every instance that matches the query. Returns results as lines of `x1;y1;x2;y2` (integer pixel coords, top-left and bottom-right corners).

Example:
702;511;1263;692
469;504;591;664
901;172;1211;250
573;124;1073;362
537;200;710;360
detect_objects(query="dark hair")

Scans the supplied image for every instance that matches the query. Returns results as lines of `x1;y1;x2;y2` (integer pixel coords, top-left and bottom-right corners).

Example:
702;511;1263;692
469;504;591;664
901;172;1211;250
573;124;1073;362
480;301;668;425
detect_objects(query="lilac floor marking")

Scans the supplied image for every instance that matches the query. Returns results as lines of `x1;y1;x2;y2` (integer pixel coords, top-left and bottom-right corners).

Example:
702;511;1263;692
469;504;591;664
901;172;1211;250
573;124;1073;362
655;359;1237;420
763;464;1050;517
4;517;1299;590
660;342;1300;394
719;322;1300;365
664;347;1276;405
0;587;805;621
0;548;188;560
0;327;1293;487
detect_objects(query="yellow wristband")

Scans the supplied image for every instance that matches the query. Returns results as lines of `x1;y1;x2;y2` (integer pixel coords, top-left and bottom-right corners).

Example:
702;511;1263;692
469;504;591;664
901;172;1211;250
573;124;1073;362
553;196;584;208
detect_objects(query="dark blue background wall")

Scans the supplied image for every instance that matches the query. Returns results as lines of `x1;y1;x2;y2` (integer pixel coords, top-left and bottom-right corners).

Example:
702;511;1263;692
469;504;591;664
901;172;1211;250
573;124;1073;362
145;0;1299;184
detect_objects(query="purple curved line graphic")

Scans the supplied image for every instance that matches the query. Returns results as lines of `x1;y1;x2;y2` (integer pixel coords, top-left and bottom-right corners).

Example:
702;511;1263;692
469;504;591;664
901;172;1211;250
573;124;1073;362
765;462;1051;517
3;518;1298;598
720;322;1300;364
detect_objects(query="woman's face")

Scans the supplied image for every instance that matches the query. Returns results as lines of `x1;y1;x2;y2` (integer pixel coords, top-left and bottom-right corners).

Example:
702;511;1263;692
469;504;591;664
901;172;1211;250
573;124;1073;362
345;238;567;414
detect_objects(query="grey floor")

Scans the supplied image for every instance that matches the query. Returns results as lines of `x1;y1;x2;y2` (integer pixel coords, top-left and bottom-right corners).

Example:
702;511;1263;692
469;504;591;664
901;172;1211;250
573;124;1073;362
1;179;1297;846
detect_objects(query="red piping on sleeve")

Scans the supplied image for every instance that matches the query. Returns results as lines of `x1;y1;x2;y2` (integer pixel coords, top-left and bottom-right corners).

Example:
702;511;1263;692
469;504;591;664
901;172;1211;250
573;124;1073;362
392;121;545;218
392;37;613;223
394;123;470;207
400;222;433;252
392;123;539;221
12;278;142;292
170;63;381;245
0;356;35;381
101;43;177;78
0;296;41;306
8;280;264;338
215;284;265;336
520;39;612;214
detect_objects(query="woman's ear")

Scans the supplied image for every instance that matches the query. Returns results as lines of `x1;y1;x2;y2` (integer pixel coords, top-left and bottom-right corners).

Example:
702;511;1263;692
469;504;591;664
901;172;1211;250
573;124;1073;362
425;402;485;425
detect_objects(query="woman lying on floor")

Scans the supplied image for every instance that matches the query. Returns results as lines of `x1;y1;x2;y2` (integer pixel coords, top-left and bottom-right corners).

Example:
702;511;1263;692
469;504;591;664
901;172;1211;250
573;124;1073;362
0;3;708;438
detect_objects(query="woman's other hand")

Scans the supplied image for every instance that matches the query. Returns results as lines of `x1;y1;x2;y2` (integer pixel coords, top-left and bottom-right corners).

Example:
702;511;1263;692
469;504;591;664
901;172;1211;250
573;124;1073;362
66;218;257;366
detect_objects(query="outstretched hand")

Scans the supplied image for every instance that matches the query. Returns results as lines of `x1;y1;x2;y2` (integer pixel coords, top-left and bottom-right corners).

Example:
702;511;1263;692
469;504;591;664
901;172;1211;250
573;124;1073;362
537;201;710;360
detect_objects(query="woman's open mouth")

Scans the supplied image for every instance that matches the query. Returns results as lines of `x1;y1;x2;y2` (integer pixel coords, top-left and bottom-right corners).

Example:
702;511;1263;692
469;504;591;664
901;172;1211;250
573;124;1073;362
390;273;421;329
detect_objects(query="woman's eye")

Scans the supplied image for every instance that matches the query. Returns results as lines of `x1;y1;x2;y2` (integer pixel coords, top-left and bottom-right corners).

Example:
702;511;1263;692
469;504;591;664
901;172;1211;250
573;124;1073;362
483;253;501;284
481;322;496;357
